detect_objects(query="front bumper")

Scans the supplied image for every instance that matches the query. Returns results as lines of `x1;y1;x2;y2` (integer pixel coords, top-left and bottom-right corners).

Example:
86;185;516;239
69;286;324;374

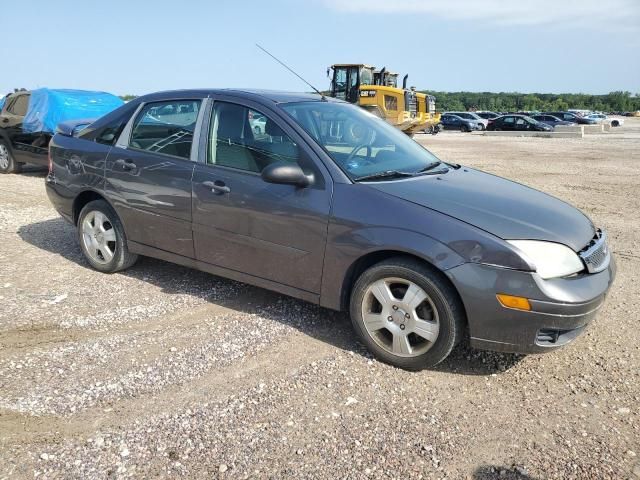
445;256;616;354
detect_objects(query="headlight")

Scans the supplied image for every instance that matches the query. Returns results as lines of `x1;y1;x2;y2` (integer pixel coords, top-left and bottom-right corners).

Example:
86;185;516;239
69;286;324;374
507;240;584;279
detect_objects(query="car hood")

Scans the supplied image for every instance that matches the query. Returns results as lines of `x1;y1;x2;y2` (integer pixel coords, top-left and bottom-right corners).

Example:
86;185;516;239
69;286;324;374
366;167;595;251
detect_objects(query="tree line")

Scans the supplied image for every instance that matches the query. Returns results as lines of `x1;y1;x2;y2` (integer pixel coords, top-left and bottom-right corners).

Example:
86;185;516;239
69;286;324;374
420;90;640;113
118;91;640;113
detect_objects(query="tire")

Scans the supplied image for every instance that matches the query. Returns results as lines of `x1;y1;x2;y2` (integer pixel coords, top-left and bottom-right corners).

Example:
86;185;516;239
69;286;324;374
611;120;619;127
460;125;470;133
77;199;138;273
0;140;23;174
349;257;465;370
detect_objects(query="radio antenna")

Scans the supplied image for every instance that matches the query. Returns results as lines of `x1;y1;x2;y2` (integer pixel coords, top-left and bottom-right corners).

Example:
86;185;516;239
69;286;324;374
256;44;326;100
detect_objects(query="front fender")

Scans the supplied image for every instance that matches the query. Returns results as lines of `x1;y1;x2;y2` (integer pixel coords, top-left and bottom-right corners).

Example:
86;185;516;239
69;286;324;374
319;183;531;311
320;224;466;310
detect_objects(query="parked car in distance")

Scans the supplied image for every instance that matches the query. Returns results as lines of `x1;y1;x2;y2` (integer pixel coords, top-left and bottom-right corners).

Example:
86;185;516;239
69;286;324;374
531;114;576;127
446;111;488;129
439;114;482;132
249;111;268;134
544;111;597;125
0;91;49;173
46;89;615;370
487;114;553;132
585;113;624;127
0;89;123;174
475;111;500;120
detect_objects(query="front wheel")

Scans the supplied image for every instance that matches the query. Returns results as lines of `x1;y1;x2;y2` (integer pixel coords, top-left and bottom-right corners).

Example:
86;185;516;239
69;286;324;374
0;141;23;174
350;258;465;370
77;199;138;273
460;125;470;133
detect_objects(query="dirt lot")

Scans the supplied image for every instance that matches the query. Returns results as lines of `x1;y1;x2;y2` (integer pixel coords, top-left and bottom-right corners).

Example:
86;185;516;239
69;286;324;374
1;120;638;479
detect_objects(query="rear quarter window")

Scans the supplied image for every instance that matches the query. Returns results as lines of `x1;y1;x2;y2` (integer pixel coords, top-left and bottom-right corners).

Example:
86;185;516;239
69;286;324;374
79;102;138;145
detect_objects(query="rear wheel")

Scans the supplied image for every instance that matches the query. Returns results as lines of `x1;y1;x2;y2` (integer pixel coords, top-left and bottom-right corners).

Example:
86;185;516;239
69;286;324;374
0;141;22;174
77;200;138;273
350;258;465;370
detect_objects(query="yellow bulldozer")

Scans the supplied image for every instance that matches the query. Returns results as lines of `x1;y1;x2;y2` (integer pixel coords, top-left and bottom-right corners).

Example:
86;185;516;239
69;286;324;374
328;63;441;135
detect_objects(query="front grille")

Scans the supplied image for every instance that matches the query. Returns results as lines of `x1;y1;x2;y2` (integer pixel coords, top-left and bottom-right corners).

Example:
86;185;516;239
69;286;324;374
579;229;610;274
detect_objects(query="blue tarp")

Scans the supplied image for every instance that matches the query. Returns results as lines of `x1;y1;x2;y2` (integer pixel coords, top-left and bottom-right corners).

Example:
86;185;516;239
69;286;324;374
0;96;6;111
22;88;123;134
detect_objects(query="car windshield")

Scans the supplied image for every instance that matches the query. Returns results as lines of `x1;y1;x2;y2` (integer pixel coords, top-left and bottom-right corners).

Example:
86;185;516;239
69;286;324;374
281;101;442;180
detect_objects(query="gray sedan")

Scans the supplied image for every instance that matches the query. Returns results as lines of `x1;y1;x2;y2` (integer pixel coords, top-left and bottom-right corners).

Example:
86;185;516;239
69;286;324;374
45;89;615;370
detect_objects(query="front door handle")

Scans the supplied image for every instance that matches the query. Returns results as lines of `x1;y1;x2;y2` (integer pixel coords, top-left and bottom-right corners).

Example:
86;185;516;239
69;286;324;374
203;180;230;195
115;158;137;171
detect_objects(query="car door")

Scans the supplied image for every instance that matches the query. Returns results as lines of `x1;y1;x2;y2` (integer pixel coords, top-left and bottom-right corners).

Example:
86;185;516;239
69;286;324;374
191;98;332;294
106;97;205;258
501;116;515;130
515;117;530;131
0;93;43;164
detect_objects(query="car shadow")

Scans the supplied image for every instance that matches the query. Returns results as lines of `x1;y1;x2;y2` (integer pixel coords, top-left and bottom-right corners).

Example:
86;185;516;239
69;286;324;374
472;465;538;479
17;217;525;376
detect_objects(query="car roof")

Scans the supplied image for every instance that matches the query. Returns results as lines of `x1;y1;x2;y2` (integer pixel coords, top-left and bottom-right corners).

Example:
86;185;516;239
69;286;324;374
135;89;339;105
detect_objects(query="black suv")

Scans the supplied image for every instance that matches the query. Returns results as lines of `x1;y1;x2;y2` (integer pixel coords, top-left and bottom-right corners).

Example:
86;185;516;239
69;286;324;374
0;91;49;173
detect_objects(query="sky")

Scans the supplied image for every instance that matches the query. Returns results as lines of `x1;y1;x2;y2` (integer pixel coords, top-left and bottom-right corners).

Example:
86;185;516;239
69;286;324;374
2;0;639;96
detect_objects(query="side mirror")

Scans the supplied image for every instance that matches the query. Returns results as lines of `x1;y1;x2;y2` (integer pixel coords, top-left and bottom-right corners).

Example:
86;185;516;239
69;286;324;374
261;161;312;188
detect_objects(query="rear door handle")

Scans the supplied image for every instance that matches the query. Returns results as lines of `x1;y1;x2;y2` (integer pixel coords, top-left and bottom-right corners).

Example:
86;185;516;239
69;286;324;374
203;180;230;195
115;158;137;171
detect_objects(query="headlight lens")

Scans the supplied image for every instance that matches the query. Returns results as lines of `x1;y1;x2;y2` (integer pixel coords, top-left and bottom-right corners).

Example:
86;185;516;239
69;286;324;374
507;240;584;279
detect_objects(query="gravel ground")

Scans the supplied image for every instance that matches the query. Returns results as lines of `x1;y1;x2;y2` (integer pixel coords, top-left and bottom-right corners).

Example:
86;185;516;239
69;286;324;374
1;120;639;479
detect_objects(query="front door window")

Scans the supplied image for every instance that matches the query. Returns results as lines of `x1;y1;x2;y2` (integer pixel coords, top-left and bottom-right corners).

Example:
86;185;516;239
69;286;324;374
208;102;300;173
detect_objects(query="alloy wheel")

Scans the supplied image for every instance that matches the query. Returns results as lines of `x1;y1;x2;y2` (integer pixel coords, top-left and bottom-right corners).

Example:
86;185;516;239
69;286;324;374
361;277;440;357
81;210;117;264
0;144;9;170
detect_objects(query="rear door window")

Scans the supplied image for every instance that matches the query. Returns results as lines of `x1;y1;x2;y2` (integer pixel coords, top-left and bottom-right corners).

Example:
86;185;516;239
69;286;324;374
129;100;201;159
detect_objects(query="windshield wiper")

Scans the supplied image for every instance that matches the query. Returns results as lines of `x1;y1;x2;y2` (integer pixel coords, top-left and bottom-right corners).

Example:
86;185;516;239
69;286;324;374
414;161;445;174
354;170;415;182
